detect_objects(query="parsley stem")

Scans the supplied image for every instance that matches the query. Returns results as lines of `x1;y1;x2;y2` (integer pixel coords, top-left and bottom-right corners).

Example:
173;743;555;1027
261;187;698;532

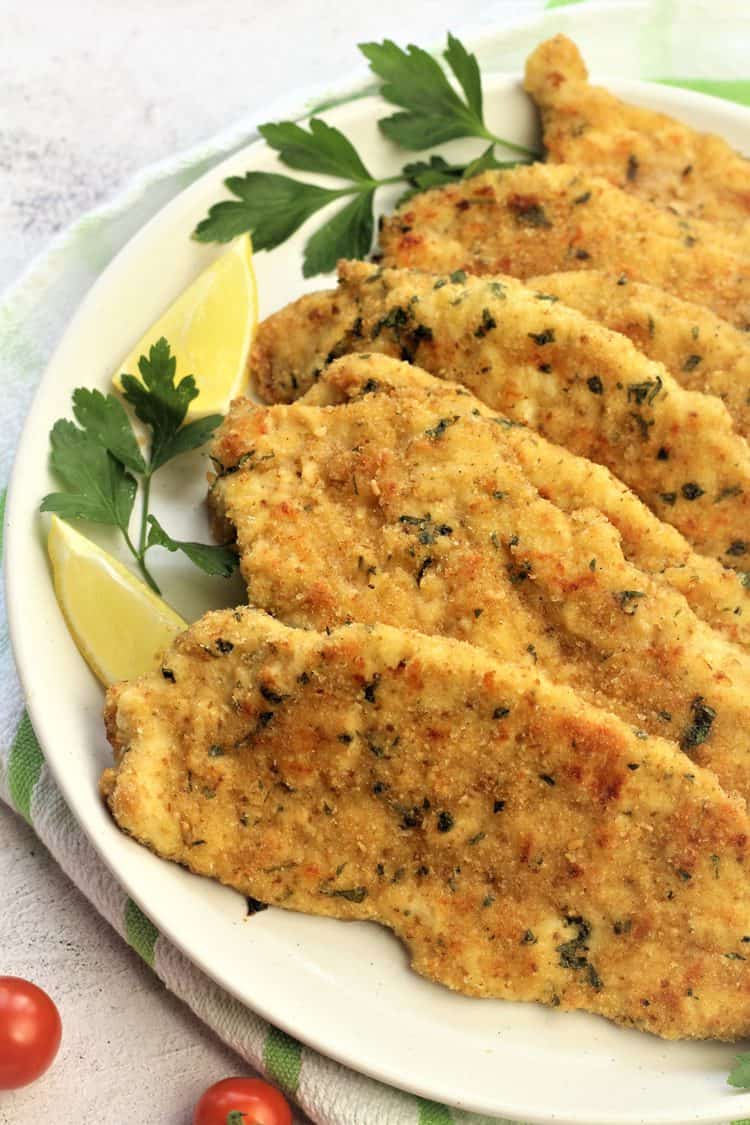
331;174;412;196
372;174;408;187
138;472;152;558
479;131;539;160
123;528;161;596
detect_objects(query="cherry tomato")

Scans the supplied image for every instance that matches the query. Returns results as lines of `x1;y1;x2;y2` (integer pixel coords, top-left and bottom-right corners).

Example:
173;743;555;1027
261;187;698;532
0;976;62;1089
193;1077;292;1125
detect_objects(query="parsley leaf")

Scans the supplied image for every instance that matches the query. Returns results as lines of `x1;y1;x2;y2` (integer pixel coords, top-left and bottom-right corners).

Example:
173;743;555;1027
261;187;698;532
444;33;483;119
43;337;234;595
193;173;345;249
72;388;146;474
260;118;373;181
462;144;518;179
120;338;222;471
146;516;238;577
728;1052;750;1087
398;155;465;204
397;148;515;205
360;38;481;148
194;32;536;275
361;33;537;157
41;420;136;531
303;189;376;277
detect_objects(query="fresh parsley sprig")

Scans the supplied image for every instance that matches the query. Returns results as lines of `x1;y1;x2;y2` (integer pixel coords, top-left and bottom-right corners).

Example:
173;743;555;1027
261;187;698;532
193;120;403;276
193;33;536;276
360;34;536;158
40;338;237;595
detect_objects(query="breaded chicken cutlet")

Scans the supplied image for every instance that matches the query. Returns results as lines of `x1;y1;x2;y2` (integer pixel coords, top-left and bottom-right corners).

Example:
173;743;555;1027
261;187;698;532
528;270;750;442
249;271;750;650
211;354;750;801
101;606;750;1041
525;35;750;243
251;261;750;571
378;163;750;328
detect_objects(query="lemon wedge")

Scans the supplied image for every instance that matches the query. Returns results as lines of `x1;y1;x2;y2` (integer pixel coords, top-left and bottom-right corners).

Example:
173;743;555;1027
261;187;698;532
112;234;257;417
47;515;186;686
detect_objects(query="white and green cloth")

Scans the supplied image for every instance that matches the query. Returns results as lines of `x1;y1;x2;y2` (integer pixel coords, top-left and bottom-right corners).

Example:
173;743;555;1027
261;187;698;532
3;2;750;1121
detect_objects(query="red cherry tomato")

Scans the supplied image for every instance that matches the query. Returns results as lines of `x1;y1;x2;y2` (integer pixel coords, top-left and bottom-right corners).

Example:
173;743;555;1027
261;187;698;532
193;1077;292;1125
0;976;62;1089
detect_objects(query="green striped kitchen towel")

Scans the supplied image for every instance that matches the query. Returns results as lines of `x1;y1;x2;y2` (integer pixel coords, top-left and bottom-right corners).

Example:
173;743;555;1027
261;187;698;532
3;2;750;1121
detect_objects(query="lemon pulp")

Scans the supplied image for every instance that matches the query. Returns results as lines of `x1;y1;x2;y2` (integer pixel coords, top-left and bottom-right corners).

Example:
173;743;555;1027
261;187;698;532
48;515;186;686
112;233;257;417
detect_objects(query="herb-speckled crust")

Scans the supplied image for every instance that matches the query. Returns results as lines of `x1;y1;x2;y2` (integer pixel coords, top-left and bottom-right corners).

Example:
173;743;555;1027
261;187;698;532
525;35;750;244
378;164;750;329
102;608;750;1040
528;270;750;443
251;261;750;572
211;355;750;800
249;286;359;402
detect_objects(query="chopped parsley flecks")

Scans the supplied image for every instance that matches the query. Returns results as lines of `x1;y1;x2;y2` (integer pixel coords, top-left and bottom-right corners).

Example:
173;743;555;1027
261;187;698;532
437;810;455;833
474;308;497;338
629;412;654;441
528;329;555;347
363;675;380;704
425;414;460;440
680;696;716;751
557;915;602;991
616;590;645;615
507;560;533;584
508;198;551;228
627;376;662;407
416;556;434;586
328;886;368;903
260;684;288;705
399;514;453;545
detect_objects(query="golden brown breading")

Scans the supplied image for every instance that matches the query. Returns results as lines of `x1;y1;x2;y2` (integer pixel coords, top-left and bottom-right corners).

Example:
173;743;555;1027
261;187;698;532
525;35;750;241
211;354;750;800
249;286;359;401
251;260;750;570
502;423;750;651
378;164;750;328
527;270;750;441
102;606;750;1040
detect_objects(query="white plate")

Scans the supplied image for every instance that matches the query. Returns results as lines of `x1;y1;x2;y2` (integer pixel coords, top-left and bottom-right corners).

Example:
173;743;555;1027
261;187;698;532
7;60;750;1125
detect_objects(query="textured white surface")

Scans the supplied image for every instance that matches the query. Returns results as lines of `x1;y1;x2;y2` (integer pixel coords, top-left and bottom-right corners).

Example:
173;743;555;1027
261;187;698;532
1;1;515;1122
